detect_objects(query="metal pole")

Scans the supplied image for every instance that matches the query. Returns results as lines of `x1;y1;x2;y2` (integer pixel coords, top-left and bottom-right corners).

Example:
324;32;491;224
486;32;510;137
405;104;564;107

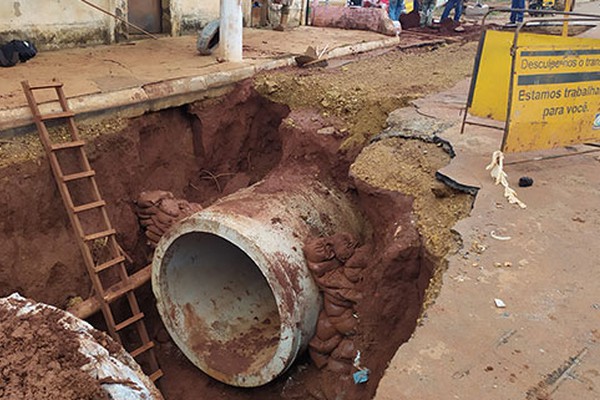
220;0;244;62
481;7;600;27
505;148;600;165
562;0;572;36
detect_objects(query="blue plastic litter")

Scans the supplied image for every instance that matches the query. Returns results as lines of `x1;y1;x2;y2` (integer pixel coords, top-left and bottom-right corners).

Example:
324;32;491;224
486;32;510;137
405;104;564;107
353;369;370;384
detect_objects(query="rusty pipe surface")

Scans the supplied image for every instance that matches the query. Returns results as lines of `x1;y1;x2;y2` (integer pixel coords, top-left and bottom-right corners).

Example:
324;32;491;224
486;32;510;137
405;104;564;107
152;170;364;387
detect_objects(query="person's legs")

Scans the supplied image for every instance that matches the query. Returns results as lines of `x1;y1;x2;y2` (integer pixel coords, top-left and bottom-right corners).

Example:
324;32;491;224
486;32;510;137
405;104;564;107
454;0;463;21
515;0;524;22
389;0;402;21
419;0;430;26
418;0;433;26
259;0;268;26
509;0;520;23
274;2;290;31
441;0;456;20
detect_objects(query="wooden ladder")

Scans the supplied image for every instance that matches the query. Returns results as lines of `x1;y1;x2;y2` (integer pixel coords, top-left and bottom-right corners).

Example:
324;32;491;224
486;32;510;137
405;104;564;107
21;80;163;382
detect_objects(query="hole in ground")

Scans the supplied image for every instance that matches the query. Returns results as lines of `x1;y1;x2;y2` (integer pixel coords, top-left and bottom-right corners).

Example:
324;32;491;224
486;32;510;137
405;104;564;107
0;80;474;400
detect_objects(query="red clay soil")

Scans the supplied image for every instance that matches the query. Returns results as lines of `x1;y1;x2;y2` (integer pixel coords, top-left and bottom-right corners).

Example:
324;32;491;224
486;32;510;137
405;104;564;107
147;94;436;400
0;296;108;400
0;80;455;400
0;82;288;308
407;22;483;41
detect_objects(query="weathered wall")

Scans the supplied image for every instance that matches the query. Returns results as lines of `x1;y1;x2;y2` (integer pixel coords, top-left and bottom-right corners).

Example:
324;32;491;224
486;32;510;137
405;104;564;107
0;0;307;50
0;0;116;49
266;1;306;27
177;0;306;34
179;0;219;33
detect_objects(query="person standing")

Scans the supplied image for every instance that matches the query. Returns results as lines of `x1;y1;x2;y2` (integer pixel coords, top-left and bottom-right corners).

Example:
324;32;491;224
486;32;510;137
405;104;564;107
388;0;404;31
274;0;293;31
441;0;463;25
510;0;525;24
420;0;436;27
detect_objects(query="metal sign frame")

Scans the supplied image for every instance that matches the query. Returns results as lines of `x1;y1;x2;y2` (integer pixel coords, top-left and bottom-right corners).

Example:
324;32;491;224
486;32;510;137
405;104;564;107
460;8;600;143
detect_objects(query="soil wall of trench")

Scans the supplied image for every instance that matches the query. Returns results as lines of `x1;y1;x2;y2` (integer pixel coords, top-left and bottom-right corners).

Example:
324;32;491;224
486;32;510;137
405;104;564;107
0;80;471;400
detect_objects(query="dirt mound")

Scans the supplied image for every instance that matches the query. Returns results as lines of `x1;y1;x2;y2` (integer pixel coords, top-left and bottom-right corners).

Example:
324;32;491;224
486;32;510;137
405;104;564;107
351;138;472;258
350;138;474;309
0;293;163;400
0;295;108;400
254;41;478;150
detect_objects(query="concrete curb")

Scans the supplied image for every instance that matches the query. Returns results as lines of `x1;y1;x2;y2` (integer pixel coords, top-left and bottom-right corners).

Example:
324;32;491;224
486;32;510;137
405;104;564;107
0;35;401;133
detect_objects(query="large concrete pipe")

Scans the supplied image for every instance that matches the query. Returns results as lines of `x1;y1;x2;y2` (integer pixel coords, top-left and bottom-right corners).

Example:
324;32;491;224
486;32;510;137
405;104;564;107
152;172;363;387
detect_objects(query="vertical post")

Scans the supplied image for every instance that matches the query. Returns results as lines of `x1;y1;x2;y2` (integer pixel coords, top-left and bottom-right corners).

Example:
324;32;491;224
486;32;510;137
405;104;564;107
220;0;244;62
562;0;572;37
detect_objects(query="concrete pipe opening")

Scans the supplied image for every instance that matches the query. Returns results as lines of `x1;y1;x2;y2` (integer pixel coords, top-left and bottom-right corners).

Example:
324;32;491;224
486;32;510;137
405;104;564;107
158;231;281;386
152;177;364;387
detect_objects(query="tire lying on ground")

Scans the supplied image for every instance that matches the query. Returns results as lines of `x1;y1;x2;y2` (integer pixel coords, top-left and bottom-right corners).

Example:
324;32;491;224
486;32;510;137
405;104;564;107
197;19;220;55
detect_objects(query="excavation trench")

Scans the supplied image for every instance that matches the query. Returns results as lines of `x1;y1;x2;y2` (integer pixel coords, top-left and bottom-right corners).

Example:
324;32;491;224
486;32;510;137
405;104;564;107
0;80;473;400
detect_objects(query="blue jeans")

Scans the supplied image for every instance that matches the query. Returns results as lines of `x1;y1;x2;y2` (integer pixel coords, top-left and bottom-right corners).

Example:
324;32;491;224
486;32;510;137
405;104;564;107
441;0;463;22
510;0;525;22
388;0;405;21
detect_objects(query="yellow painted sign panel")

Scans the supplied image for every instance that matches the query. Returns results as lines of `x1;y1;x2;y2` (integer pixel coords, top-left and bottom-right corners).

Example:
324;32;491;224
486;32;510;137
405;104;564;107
503;45;600;152
469;30;600;122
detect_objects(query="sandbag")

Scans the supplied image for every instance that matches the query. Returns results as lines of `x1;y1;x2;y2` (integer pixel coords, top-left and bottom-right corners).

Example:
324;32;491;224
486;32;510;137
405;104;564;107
304;237;336;263
135;190;202;248
331;232;358;262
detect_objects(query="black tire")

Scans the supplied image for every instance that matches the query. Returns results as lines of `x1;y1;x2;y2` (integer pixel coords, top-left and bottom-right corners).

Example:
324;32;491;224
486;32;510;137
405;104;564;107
197;19;220;56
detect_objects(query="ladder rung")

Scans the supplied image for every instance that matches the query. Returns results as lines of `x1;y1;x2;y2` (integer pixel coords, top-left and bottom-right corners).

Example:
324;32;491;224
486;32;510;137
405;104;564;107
95;255;126;273
130;341;156;358
28;82;64;90
73;200;106;213
83;228;116;242
62;170;95;182
149;369;163;382
103;279;134;303
40;111;75;121
115;312;145;332
51;140;85;151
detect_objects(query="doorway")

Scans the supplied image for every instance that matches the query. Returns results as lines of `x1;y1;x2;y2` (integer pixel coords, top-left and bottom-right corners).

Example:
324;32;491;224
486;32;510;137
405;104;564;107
128;0;163;33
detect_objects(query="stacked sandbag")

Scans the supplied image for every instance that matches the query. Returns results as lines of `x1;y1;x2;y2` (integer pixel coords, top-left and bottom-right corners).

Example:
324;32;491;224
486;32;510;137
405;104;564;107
304;232;370;373
135;191;202;248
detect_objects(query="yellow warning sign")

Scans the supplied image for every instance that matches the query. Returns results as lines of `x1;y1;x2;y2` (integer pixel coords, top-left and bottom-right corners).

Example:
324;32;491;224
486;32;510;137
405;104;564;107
468;30;600;122
504;45;600;152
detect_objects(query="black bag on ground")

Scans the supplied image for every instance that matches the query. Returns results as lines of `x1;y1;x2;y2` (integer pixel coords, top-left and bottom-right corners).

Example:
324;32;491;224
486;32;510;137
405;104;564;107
0;40;37;67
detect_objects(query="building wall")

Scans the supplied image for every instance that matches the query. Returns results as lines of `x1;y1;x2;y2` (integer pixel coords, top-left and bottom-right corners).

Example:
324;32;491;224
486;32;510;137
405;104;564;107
0;0;116;50
177;0;306;34
179;0;220;33
0;0;306;50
